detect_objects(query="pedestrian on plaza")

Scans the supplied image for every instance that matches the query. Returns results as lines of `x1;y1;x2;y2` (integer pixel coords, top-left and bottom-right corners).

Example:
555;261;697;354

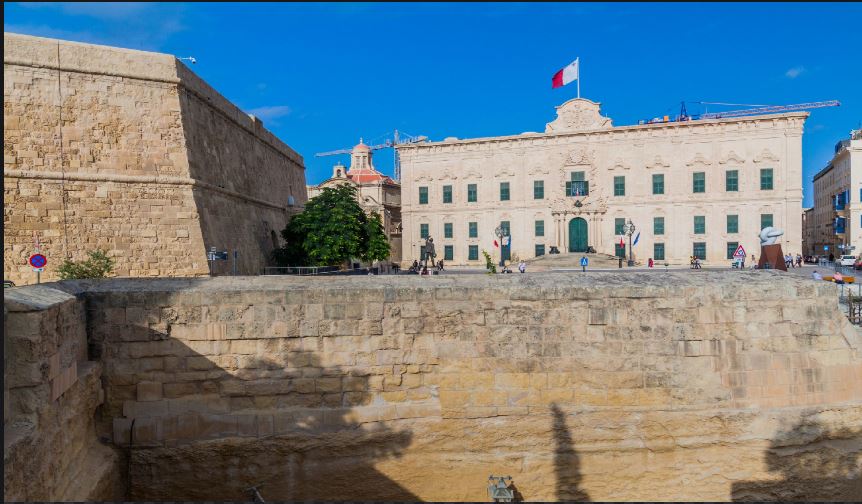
438;259;445;271
421;266;429;276
648;258;654;268
829;252;835;262
796;254;802;268
834;271;845;284
812;270;823;281
518;260;526;273
693;256;702;269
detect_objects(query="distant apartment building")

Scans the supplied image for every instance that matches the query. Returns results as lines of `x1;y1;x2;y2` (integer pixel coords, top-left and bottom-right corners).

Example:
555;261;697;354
802;207;814;256
810;128;862;257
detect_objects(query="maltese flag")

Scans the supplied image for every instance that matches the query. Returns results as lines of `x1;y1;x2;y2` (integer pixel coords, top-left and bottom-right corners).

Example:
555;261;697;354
552;58;579;89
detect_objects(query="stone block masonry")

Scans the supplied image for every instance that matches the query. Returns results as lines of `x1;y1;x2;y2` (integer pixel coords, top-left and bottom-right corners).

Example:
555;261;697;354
3;32;308;285
4;272;858;501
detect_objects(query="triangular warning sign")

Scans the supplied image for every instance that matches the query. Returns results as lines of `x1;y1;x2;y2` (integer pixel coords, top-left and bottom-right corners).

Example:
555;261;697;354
733;244;746;258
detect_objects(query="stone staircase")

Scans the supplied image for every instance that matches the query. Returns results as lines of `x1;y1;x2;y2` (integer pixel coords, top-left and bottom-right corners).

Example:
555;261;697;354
525;252;640;269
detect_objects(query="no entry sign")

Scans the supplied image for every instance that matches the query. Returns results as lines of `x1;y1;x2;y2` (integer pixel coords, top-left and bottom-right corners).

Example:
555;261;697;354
29;253;47;269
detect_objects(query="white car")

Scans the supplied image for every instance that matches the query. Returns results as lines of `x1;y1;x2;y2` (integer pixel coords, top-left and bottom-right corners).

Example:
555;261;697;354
838;255;856;266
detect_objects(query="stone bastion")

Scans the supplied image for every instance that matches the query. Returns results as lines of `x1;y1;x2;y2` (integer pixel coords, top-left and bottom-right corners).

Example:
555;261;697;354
4;272;862;501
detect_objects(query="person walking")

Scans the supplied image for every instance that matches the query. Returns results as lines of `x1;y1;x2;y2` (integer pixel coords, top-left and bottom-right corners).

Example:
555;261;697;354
796;253;802;268
518;260;526;273
648;258;654;268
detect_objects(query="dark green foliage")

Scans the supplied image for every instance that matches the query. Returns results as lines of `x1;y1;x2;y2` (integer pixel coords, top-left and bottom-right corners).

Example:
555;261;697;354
482;249;497;274
57;250;115;279
273;184;390;267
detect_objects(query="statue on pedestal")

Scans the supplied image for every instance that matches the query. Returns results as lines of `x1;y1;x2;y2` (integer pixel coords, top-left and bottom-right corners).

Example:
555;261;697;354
757;227;786;271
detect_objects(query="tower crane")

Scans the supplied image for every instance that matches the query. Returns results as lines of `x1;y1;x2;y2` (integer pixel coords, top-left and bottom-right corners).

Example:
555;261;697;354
695;100;840;119
315;130;428;181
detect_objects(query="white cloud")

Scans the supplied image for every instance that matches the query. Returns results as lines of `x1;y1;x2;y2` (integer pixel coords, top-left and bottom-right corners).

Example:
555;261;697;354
247;105;292;122
785;66;806;79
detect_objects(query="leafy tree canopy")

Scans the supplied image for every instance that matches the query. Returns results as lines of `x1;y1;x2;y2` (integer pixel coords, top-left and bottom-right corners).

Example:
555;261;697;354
273;184;390;267
57;250;115;279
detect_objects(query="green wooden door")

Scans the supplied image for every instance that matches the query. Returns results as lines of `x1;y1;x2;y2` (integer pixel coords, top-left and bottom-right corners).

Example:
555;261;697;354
568;218;588;252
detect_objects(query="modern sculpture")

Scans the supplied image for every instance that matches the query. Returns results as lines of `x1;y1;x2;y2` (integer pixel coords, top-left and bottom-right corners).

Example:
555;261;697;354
757;227;787;271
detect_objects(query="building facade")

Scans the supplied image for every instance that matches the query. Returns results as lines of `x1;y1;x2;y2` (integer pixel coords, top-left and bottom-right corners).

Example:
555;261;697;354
802;207;814;256
397;98;806;266
810;129;862;257
3;33;307;284
307;141;402;263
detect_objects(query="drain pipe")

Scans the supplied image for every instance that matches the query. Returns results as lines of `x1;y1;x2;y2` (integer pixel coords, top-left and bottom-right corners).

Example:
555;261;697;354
126;418;135;501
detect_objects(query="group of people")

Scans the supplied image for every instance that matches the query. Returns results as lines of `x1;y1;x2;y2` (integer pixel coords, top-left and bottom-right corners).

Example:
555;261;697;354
784;253;804;268
689;256;702;269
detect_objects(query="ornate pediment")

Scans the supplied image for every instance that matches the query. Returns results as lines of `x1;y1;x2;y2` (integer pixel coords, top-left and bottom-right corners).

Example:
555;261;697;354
610;157;631;171
494;168;517;178
415;174;434;183
527;165;551;176
686;152;712;167
563;146;595;167
463;170;483;180
753;148;780;163
549;195;608;215
437;170;458;181
644;155;670;170
719;150;745;165
545;98;613;134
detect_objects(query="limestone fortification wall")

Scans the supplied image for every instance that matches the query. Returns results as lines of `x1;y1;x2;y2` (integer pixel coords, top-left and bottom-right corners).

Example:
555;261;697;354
5;273;860;501
3;33;306;285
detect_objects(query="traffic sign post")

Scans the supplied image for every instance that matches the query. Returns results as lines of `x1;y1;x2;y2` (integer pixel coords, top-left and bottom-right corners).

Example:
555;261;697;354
733;245;747;259
580;256;588;272
29;253;47;284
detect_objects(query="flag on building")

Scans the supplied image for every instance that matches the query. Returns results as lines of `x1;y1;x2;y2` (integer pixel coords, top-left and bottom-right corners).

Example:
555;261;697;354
633;231;640;246
493;239;499;248
618;236;625;248
552;58;579;89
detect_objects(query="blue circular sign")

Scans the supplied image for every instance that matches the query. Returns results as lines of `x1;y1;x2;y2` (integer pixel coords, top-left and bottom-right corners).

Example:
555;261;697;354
29;254;47;268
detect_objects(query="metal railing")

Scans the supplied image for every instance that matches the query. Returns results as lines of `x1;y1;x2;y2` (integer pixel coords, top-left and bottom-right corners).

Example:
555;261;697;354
262;266;339;276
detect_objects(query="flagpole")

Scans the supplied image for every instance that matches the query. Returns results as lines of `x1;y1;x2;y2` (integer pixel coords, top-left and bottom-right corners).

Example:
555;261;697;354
577;58;580;99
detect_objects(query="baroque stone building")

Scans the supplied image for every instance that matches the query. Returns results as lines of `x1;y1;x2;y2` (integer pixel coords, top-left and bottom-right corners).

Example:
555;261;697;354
809;128;862;257
397;98;806;265
307;140;402;263
3;33;307;284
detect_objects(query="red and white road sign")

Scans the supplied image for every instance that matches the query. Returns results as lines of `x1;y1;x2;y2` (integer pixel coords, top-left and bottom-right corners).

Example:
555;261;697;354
733;245;747;258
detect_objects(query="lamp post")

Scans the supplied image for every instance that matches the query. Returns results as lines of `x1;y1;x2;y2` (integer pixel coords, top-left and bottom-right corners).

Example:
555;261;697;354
494;225;509;268
624;219;636;267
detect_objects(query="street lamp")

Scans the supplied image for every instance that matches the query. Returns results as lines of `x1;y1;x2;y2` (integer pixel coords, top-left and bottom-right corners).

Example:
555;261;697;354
624;219;636;267
494;225;510;268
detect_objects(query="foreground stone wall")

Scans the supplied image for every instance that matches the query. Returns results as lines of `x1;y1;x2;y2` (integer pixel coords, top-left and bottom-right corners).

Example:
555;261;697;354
4;287;124;501
42;272;862;501
3;32;306;284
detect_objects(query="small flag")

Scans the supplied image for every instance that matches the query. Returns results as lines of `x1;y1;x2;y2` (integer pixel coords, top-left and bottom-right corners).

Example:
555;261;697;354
552;58;579;89
633;231;640;246
618;236;625;248
494;239;499;248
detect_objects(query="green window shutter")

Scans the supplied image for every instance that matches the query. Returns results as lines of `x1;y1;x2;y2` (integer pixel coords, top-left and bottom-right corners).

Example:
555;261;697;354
419;186;428;204
614;176;625;196
693;172;705;193
615;218;625;235
467;184;477;202
725;170;739;192
443;185;452;203
693;242;706;260
653;217;664;235
444;245;453;261
535;244;545;257
500;221;510;235
653;243;665;261
761;213;773;229
727;214;738;233
500;182;510;201
694;216;705;234
615;243;626;258
468;245;478;260
726;242;739;260
535;220;544;237
760;168;774;190
468;222;477;238
534;180;544;199
420;223;429;239
652;174;664;195
444;223;453;238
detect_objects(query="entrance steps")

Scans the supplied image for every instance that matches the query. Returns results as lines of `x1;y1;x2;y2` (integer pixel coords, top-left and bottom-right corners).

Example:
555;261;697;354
525;252;641;269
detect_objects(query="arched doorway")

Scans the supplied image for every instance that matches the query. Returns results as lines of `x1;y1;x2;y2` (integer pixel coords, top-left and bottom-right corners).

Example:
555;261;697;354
569;217;588;252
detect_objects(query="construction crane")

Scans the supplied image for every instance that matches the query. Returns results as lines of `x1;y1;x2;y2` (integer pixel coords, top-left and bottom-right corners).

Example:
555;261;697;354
697;100;840;119
315;130;428;181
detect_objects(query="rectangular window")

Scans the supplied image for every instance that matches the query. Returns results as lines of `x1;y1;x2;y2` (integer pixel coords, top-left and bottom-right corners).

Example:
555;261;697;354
534;180;544;200
694;216;705;234
693;172;705;193
566;171;589;196
727;242;739;260
615;218;626;235
693;242;706;260
442;185;452;204
614;176;626;196
535;244;545;257
571;171;585;181
419;186;428;205
761;213;773;229
500;220;510;235
727;214;738;234
726;170;739;192
654;243;665;261
444;245;453;261
468;221;478;238
615;243;626;258
500;182;510;201
653;217;664;235
467;183;477;202
652;174;664;195
468;245;479;260
760;168;774;190
420;223;429;239
535;220;544;237
444;222;453;238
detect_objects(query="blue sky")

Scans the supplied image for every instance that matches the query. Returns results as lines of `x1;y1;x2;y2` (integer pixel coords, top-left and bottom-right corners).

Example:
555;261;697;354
5;2;861;206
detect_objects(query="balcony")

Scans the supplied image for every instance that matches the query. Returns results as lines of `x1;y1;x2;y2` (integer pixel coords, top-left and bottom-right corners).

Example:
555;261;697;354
565;180;590;197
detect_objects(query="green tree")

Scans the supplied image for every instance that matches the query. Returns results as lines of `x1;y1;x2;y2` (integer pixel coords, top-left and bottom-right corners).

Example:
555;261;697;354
273;184;390;267
57;250;115;279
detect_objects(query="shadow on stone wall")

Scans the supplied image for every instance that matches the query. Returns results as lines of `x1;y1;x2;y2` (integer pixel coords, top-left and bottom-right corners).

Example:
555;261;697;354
730;417;862;501
551;403;590;501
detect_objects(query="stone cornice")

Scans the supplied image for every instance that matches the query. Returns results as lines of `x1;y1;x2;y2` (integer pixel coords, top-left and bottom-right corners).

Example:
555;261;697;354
396;112;809;154
4;169;292;212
